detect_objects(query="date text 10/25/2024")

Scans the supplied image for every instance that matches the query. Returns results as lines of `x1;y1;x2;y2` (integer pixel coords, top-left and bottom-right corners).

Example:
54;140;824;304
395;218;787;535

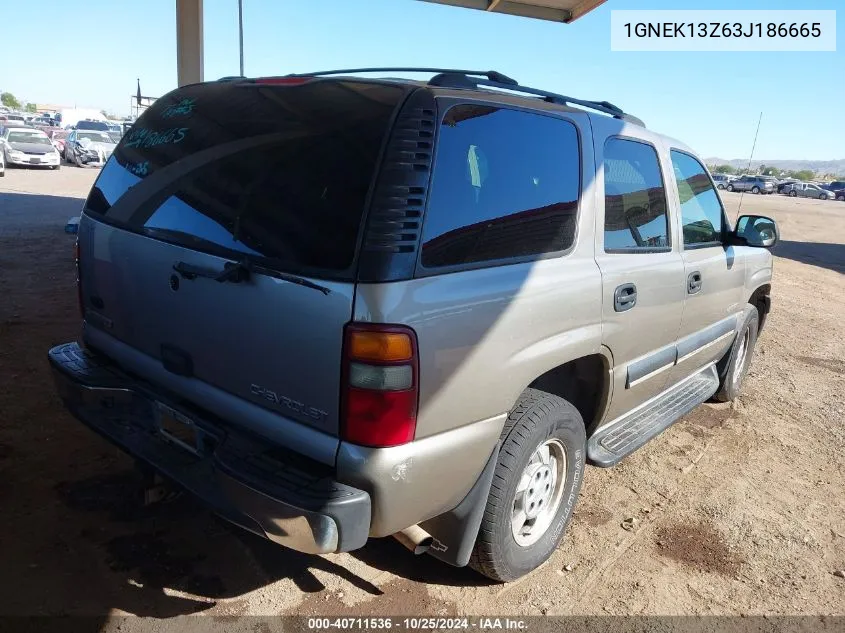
307;618;527;630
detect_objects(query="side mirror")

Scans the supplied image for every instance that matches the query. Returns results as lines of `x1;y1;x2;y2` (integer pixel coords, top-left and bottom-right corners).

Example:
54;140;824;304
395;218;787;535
733;215;779;248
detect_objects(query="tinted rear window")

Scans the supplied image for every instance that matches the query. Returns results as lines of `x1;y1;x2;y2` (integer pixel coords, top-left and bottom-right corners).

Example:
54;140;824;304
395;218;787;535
421;105;580;269
84;80;404;278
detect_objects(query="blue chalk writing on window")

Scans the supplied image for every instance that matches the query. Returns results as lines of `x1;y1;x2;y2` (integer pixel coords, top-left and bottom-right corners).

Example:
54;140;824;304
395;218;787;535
123;127;189;149
161;98;196;119
125;161;150;177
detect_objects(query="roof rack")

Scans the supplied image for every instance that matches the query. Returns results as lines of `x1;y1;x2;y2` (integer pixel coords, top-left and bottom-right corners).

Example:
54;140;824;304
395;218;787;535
428;72;644;126
282;67;519;85
273;67;643;127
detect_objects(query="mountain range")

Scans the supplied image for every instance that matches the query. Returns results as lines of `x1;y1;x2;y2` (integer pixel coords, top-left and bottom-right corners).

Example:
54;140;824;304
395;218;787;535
704;158;845;176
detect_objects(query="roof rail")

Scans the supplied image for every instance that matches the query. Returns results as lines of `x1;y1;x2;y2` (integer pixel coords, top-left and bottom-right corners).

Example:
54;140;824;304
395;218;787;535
264;67;643;126
282;67;519;86
429;72;645;127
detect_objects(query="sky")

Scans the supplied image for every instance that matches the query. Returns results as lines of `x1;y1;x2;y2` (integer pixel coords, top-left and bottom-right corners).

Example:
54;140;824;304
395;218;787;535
1;0;842;160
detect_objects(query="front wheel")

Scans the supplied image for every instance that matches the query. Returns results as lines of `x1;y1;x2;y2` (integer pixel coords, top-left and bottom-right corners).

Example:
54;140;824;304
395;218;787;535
837;194;845;202
726;184;735;192
470;389;585;582
751;186;760;194
713;306;759;402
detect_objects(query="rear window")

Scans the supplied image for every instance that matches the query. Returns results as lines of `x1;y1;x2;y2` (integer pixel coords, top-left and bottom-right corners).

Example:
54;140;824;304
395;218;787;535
84;80;405;278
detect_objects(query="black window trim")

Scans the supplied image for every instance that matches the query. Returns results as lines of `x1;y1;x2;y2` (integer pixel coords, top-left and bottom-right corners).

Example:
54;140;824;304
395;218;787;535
602;134;672;255
669;147;729;250
414;97;584;277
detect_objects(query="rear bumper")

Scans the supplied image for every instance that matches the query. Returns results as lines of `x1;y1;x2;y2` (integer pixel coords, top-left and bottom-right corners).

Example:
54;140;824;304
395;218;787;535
48;342;371;554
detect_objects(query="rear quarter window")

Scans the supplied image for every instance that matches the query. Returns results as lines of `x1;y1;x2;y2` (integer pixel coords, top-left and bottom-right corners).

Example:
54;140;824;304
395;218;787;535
420;105;580;269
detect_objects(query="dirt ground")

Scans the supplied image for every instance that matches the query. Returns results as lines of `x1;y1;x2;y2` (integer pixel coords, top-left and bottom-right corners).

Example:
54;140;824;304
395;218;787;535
1;166;843;626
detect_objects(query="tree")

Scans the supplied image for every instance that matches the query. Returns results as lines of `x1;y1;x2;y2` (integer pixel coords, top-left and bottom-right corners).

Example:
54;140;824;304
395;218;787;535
794;170;815;181
0;92;21;109
713;164;736;174
24;103;37;113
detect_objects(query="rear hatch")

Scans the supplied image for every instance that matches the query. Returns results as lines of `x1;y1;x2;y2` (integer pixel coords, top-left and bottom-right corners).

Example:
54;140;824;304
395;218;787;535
78;77;407;439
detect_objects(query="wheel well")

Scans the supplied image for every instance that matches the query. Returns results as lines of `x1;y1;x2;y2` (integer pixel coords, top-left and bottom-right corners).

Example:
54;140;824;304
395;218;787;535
527;354;609;432
748;284;771;332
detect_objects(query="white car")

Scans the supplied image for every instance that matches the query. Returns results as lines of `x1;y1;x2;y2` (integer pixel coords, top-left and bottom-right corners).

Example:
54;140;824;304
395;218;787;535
0;126;62;170
64;129;117;167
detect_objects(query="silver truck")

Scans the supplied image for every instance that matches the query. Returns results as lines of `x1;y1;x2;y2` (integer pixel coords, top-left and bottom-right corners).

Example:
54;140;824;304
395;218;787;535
48;68;778;582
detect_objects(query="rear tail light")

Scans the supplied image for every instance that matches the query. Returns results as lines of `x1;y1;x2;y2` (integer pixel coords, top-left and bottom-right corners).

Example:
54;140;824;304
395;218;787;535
341;323;419;448
74;238;83;318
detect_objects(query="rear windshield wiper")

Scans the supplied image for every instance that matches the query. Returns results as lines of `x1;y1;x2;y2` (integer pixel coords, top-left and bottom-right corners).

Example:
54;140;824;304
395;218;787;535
145;227;332;295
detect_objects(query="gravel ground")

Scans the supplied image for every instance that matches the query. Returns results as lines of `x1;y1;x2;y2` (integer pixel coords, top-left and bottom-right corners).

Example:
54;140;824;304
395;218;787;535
0;166;843;627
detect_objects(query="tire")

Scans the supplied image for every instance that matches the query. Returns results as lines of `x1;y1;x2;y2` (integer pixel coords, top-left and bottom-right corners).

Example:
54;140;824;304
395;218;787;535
717;184;725;190
713;306;759;402
51;165;60;170
470;389;586;582
751;186;760;194
789;190;797;197
726;184;734;192
837;194;845;202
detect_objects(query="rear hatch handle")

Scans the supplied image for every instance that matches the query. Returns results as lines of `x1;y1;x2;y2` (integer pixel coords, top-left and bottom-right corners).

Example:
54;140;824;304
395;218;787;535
172;259;332;295
173;260;250;283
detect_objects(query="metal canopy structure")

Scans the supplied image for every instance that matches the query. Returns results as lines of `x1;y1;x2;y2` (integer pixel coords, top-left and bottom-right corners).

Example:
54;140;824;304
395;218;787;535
418;0;606;23
175;0;607;87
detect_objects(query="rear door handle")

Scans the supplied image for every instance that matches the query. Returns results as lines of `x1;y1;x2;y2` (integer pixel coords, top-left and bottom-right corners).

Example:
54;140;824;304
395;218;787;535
687;271;703;294
614;283;637;312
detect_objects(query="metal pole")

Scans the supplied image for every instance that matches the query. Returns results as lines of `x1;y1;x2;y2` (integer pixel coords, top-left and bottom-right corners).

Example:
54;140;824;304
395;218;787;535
238;0;244;76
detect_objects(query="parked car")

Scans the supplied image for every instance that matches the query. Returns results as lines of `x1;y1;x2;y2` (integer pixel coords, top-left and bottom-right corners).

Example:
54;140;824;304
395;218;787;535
48;68;778;583
0;125;61;169
711;173;735;190
64;129;116;167
3;113;27;126
45;129;69;156
821;180;845;192
787;182;834;200
777;179;799;193
726;175;775;194
74;119;111;132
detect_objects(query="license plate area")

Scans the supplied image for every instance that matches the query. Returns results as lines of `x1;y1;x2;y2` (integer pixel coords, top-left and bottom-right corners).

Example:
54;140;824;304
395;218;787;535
30;156;41;164
156;402;202;454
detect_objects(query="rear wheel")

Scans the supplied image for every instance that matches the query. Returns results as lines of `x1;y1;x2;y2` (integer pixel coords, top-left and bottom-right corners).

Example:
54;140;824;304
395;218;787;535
789;190;797;197
714;306;759;402
470;389;585;582
837;194;845;202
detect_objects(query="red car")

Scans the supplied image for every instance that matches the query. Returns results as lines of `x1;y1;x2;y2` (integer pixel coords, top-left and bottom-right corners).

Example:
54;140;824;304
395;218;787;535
45;129;69;156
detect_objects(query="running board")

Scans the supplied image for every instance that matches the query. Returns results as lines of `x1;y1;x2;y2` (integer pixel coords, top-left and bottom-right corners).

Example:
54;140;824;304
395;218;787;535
587;364;720;467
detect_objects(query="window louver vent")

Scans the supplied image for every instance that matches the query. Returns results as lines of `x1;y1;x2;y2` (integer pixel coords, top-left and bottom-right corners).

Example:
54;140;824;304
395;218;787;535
363;97;436;255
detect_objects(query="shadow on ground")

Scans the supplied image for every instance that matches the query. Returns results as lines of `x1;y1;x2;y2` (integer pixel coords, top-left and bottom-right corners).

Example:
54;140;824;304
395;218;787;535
773;240;845;274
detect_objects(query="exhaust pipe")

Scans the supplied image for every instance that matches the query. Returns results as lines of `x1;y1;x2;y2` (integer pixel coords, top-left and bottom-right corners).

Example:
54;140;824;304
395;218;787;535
393;525;434;555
